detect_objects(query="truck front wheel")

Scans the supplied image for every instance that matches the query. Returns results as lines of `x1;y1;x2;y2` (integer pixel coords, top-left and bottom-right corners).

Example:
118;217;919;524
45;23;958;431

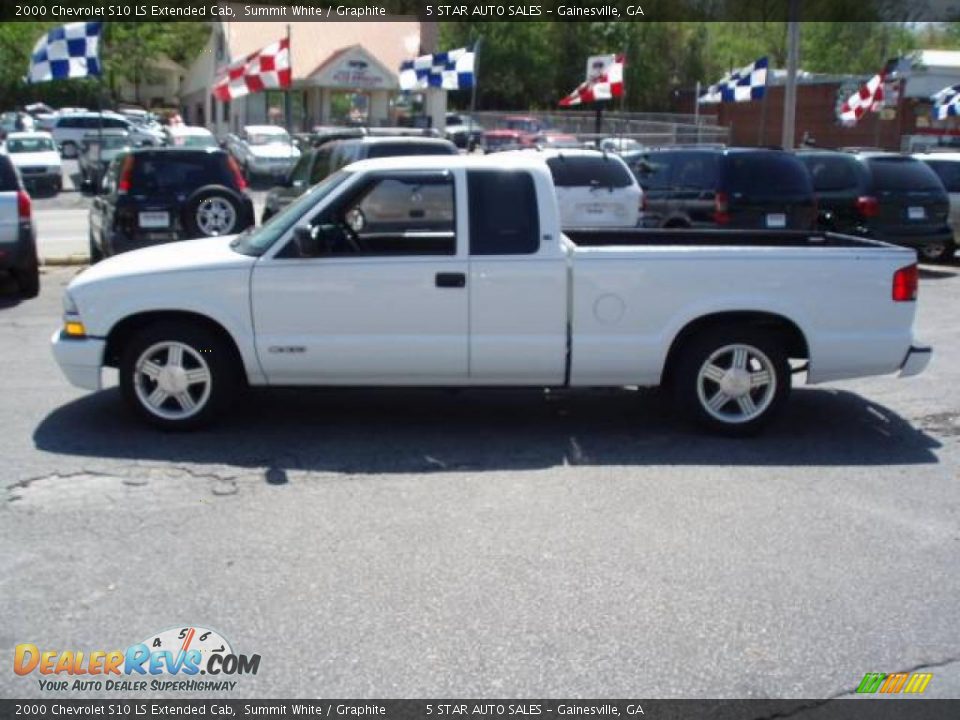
119;322;239;431
673;327;790;436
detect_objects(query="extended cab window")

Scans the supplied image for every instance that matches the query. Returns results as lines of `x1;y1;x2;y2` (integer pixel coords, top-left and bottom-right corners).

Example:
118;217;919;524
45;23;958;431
312;173;455;257
468;170;539;255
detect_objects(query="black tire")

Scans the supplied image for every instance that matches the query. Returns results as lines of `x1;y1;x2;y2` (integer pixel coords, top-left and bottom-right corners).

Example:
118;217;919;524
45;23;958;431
672;325;791;436
119;321;240;431
88;230;103;264
13;251;40;299
182;187;242;238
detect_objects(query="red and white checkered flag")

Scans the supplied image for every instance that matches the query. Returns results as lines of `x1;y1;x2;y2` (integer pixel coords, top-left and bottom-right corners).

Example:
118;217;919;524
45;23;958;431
559;54;625;107
838;58;900;125
214;37;291;102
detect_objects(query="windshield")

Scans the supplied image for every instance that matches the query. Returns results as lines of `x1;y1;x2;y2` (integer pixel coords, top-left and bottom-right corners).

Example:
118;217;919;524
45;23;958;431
231;170;352;256
7;137;55;153
249;132;291;146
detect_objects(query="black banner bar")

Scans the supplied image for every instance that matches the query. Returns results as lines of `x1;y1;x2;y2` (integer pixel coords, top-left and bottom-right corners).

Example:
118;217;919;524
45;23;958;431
2;0;960;22
2;700;960;720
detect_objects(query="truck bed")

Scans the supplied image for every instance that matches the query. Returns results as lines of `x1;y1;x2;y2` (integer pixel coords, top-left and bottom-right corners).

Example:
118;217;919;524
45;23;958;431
565;228;884;249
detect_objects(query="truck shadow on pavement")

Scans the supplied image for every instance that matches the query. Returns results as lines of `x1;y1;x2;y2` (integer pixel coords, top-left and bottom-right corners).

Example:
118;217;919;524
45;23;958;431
33;386;942;473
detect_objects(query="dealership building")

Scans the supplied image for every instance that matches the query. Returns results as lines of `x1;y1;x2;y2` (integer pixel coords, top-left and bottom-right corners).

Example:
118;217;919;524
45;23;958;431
180;19;422;135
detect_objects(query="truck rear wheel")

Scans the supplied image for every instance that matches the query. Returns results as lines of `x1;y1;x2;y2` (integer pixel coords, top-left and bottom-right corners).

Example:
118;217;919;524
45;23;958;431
672;327;790;436
119;321;239;431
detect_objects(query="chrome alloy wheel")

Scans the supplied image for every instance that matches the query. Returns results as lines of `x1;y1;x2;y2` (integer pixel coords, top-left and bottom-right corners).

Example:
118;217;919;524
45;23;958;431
695;344;777;425
133;341;212;421
195;197;237;236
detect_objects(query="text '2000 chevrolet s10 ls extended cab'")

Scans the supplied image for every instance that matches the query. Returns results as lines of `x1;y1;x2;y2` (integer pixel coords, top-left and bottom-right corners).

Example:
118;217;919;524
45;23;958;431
52;155;931;435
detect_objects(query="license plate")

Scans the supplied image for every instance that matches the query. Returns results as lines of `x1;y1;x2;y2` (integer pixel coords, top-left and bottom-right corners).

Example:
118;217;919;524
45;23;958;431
581;203;608;215
139;211;169;229
766;213;787;228
908;206;927;220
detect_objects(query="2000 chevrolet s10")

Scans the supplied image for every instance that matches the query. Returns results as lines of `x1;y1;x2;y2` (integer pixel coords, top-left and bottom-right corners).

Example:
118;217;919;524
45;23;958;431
52;155;931;435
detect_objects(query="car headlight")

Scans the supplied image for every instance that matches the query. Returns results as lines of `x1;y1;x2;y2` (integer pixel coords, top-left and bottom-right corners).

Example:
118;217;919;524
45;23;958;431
62;292;86;337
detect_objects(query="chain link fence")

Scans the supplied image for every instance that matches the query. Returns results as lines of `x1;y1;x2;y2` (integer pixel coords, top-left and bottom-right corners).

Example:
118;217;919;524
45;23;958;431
472;111;730;147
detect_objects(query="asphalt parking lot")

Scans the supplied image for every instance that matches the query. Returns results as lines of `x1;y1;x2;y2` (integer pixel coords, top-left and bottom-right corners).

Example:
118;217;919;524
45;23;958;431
1;215;959;700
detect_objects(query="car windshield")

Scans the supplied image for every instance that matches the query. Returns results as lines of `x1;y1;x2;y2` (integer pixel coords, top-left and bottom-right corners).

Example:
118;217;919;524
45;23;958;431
231;170;352;256
249;132;290;146
6;137;55;153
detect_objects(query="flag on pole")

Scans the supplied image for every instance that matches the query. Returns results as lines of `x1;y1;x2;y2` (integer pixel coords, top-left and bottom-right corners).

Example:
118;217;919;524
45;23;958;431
399;46;476;91
213;37;291;101
558;54;625;107
932;84;960;120
28;22;102;83
838;58;902;125
698;57;768;104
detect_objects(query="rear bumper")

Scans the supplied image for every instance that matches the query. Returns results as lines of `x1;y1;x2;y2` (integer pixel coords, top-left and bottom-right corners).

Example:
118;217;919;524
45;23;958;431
51;329;105;391
0;222;35;270
899;345;932;378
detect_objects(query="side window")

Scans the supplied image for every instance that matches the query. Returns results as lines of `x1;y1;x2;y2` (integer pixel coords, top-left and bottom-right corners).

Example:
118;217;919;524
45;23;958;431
312;174;455;257
106;117;128;130
633;153;676;191
288;154;311;185
468;170;540;255
927;161;960;193
310;148;332;184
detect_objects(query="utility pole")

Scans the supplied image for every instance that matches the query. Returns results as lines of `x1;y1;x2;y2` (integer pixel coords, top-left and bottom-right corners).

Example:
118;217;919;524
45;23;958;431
781;0;800;149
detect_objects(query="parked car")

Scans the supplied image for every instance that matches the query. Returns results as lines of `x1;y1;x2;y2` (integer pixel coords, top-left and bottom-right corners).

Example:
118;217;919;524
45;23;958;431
226;125;300;182
52;154;930;435
517;149;643;228
78;130;133;191
444;113;483;150
631;147;817;231
483;116;546;153
533;132;582;150
798;150;954;263
261;136;458;223
2;131;62;194
0;111;35;139
0;153;38;297
600;137;642;153
913;152;960;262
164;125;218;149
87;148;254;262
52;112;162;158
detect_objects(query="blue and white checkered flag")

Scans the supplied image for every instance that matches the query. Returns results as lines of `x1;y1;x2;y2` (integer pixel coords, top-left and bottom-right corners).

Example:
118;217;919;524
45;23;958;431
699;57;768;104
28;22;103;84
932;84;960;120
399;45;475;92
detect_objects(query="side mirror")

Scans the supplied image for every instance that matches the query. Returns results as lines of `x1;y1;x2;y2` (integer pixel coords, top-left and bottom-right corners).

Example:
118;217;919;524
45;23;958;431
294;224;321;257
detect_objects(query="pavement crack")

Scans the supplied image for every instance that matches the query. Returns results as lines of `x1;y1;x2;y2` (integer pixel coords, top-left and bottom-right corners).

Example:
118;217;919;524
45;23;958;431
748;655;960;719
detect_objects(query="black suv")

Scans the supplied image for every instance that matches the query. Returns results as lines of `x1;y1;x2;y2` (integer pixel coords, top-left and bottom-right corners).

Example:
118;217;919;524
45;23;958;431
88;148;255;261
262;136;457;223
797;150;953;262
628;147;817;231
0;154;38;298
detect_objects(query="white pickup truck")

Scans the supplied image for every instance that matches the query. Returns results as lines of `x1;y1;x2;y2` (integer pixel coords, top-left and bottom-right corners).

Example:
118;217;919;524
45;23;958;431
52;155;931;435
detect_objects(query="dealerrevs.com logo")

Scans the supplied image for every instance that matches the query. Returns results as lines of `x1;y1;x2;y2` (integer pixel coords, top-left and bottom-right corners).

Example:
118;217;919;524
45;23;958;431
14;626;261;692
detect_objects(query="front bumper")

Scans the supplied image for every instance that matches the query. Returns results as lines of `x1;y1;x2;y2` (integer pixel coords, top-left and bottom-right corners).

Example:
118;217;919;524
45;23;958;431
899;345;932;378
51;329;105;391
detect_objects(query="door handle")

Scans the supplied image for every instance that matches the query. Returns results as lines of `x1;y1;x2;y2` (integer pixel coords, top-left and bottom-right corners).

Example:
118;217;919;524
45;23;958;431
435;272;466;288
